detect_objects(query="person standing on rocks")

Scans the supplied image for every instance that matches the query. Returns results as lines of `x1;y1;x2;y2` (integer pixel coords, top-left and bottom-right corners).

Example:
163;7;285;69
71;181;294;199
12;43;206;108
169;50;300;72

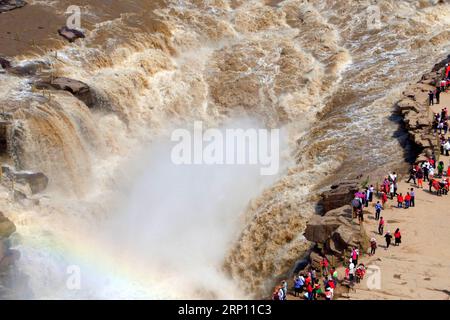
428;90;434;106
293;274;305;297
281;280;288;300
351;196;362;219
351;247;359;266
358;209;364;223
321;257;329;277
311;269;317;286
385;231;393;249
273;286;284;300
349;261;355;285
435;87;441;104
433;117;439;134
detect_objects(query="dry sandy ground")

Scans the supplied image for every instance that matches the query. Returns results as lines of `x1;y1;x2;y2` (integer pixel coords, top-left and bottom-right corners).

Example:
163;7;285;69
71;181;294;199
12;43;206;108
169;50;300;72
342;90;450;300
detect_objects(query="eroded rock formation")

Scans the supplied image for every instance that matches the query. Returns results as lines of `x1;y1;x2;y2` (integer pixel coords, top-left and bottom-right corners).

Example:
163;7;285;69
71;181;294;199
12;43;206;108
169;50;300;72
304;205;370;266
320;178;361;213
398;54;450;164
35;77;96;108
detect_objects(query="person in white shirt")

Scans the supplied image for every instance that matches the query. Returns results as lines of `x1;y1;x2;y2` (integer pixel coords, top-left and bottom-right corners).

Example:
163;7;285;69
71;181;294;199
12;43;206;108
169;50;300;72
278;287;285;300
422;161;430;182
389;172;397;182
389;182;395;199
444;141;450;156
429;166;435;180
349;262;355;284
369;185;375;202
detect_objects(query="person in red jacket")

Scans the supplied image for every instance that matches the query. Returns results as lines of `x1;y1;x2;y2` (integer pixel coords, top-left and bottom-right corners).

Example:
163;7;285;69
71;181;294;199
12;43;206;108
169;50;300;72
321;257;329;276
378;217;385;235
305;273;311;287
394;228;402;246
327;278;335;290
381;191;388;209
404;193;411;209
306;283;313;300
397;193;404;208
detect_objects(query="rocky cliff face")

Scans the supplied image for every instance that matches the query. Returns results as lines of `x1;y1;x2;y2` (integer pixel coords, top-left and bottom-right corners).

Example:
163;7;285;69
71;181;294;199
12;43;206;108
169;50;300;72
304;205;370;268
320;178;361;214
398;54;450;163
0;165;48;298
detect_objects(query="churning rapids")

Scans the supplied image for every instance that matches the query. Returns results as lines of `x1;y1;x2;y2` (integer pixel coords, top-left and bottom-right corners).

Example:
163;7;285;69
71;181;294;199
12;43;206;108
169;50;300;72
1;0;450;299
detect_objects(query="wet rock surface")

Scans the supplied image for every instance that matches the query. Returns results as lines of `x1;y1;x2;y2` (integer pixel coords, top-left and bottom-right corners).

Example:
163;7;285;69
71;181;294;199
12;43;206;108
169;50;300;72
57;26;85;43
35;77;96;108
0;212;15;239
0;57;11;69
1;165;49;194
0;0;27;13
